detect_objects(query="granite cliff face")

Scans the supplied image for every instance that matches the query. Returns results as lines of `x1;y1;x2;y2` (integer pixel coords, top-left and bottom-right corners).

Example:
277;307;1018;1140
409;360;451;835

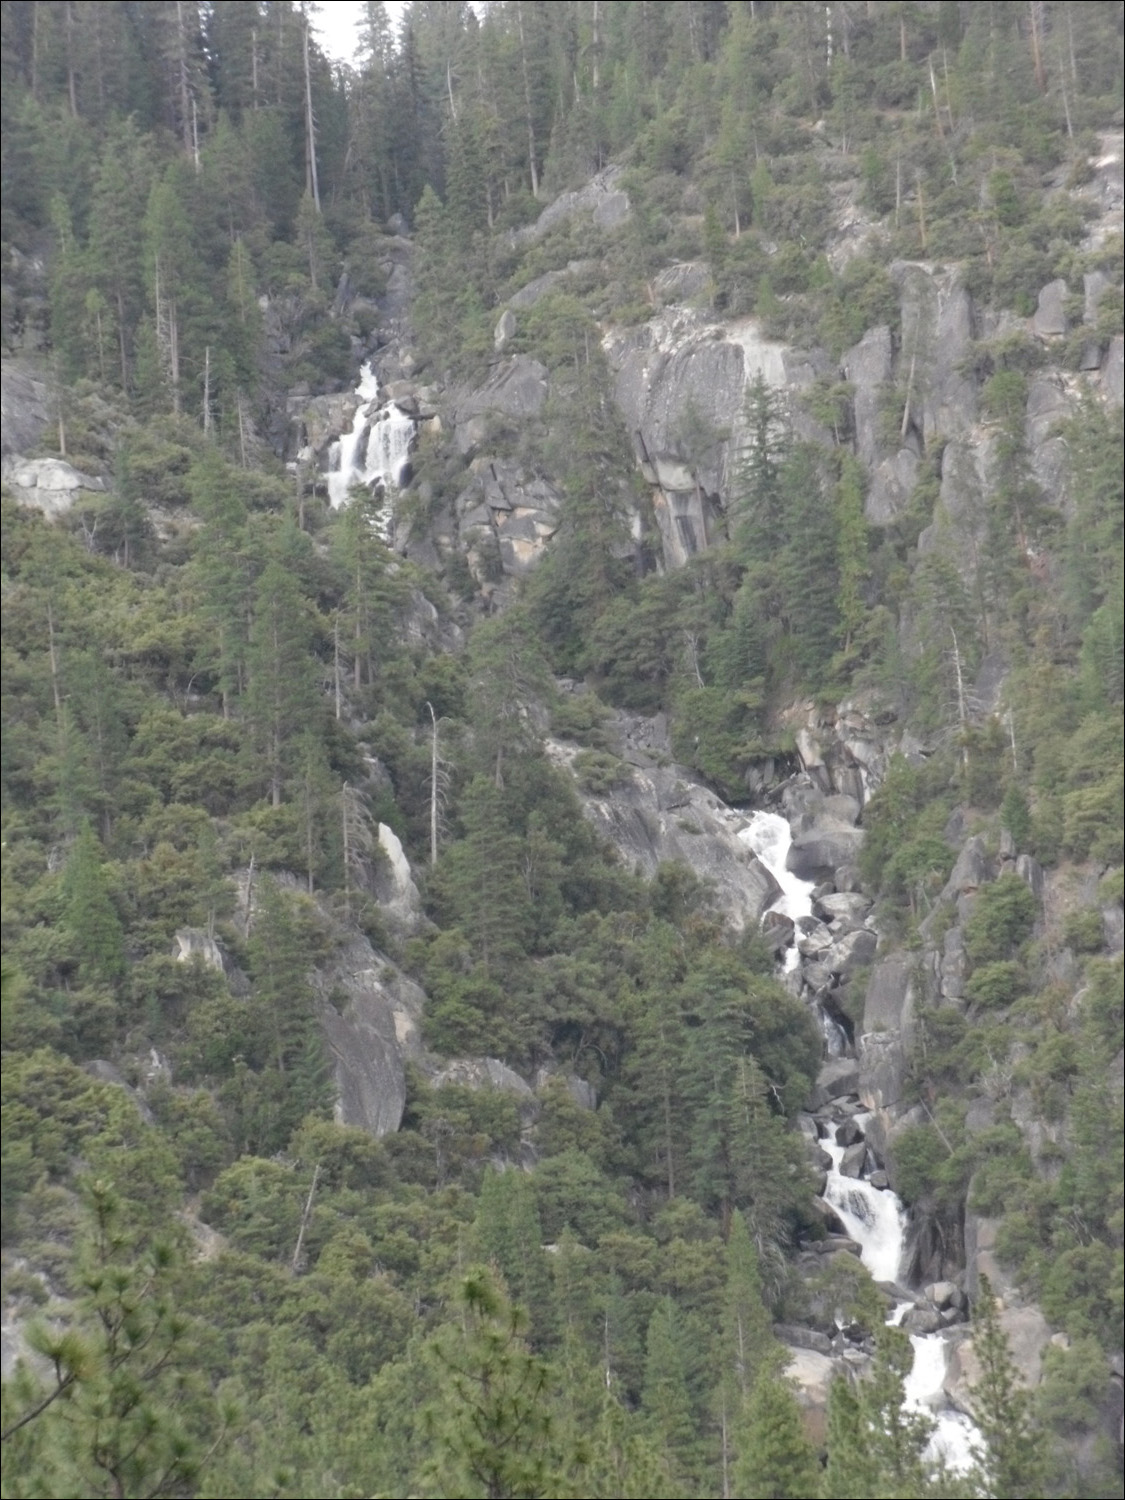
273;133;1124;611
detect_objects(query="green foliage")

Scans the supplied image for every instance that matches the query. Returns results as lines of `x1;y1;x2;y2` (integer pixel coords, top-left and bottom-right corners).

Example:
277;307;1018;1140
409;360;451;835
3;6;1123;1494
965;959;1027;1011
964;873;1038;965
1;1181;234;1499
418;1267;562;1500
61;822;126;987
822;1326;938;1500
733;1374;820;1500
970;1278;1049;1499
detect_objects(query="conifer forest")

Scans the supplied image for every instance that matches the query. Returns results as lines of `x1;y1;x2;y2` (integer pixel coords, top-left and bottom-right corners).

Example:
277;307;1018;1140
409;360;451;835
0;3;1122;1496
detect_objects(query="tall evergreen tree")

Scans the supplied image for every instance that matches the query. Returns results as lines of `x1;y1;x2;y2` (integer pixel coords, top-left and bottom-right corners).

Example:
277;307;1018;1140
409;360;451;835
733;1374;819;1500
62;821;125;987
970;1278;1048;1500
420;1266;560;1500
245;546;320;808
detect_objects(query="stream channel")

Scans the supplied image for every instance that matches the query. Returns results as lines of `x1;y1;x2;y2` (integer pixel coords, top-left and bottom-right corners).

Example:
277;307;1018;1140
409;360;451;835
743;809;979;1474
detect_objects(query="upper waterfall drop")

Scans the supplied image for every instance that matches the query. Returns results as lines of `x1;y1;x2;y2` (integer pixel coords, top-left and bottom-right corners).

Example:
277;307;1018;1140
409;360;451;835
739;811;813;923
325;362;416;513
740;810;814;973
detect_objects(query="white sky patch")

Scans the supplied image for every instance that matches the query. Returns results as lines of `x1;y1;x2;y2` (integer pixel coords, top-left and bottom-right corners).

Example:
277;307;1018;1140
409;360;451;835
312;1;404;67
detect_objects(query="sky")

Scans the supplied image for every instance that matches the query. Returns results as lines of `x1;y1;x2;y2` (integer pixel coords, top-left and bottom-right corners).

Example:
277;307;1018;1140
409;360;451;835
312;1;405;66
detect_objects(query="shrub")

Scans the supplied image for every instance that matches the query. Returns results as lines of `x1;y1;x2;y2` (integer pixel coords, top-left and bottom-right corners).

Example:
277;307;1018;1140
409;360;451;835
964;873;1038;964
966;959;1027;1010
1062;908;1104;954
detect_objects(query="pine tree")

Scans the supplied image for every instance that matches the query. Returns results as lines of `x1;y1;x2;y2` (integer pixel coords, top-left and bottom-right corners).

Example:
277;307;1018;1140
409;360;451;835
420;1267;559;1500
62;822;126;987
823;1326;936;1499
440;775;530;979
87;121;153;391
0;1180;234;1499
187;447;254;717
245;547;320;808
640;1297;700;1497
476;1166;553;1345
835;454;869;658
332;485;402;698
970;1277;1048;1500
723;1210;783;1401
733;1375;819;1500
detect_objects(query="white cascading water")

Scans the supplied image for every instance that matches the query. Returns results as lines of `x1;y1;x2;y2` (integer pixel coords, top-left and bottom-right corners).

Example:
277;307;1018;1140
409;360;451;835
740;812;848;1054
822;1126;980;1473
325;362;416;516
741;806;978;1475
739;811;813;972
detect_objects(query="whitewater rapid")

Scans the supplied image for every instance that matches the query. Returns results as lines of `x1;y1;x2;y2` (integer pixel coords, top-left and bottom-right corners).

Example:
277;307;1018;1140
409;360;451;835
325;362;416;513
743;805;978;1475
822;1125;979;1473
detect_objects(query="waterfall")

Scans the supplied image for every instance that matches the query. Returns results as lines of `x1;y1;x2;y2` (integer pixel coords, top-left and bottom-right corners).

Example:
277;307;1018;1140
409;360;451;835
822;1124;980;1473
325;362;416;518
740;810;814;927
738;800;978;1474
740;811;848;1051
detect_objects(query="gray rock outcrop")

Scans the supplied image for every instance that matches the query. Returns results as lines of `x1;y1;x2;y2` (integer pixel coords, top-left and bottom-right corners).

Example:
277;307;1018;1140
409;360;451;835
510;166;630;245
1;360;53;457
4;456;105;518
1032;278;1068;337
174;929;225;973
548;740;781;930
374;823;423;934
432;1056;536;1102
452;356;549;454
312;936;426;1138
603;305;820;568
809;1058;861;1110
946;1304;1053;1414
453;459;563;580
784;1346;839;1448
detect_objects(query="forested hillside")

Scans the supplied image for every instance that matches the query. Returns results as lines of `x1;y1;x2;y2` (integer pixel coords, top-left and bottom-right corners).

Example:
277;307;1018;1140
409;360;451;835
1;4;1122;1497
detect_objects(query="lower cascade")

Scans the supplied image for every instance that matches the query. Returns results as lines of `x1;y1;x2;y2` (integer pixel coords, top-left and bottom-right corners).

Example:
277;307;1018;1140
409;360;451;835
325;361;416;514
745;799;979;1475
822;1122;980;1472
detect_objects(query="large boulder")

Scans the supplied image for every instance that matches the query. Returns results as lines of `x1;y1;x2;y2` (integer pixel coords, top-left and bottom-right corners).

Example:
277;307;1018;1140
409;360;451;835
942;836;993;899
1032;278;1068;338
313;937;426;1138
4;456;104;519
815;892;874;929
509;166;630;245
787;825;866;883
784;1346;838;1449
432;1056;535;1102
173;928;225;973
946;1304;1053;1415
809;1057;861;1110
824;928;877;977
